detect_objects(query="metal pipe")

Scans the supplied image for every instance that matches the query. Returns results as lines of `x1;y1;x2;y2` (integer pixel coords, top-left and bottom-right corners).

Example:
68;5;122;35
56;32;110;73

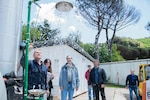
24;1;32;99
24;0;40;99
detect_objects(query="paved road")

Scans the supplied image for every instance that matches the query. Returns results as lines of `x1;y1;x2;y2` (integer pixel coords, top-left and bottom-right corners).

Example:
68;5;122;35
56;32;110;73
74;87;137;100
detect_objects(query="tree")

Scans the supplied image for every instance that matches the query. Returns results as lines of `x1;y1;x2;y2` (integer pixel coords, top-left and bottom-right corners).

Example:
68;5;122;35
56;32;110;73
22;22;41;42
76;0;120;60
65;31;81;44
113;36;140;47
37;19;60;42
80;43;124;62
145;22;150;32
104;3;141;54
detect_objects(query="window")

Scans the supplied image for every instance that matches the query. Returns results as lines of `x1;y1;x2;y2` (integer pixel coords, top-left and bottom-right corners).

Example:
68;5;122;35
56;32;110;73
145;65;150;80
139;66;144;82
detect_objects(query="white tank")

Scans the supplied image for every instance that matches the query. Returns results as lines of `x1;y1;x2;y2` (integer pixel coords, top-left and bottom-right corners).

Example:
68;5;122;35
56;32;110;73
0;0;23;75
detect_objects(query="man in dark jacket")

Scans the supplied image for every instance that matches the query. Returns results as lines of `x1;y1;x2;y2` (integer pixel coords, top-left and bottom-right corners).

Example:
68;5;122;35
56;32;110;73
126;69;140;100
89;60;107;100
28;49;49;100
28;49;48;90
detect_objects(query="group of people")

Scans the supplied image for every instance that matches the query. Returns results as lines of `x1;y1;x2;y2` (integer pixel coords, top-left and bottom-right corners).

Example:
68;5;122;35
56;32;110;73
28;49;107;100
28;49;54;100
85;60;107;100
26;49;140;100
85;63;141;100
28;49;80;100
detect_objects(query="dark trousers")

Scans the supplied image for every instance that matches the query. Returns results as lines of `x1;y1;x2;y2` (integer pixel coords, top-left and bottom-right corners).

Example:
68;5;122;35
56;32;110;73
93;84;106;100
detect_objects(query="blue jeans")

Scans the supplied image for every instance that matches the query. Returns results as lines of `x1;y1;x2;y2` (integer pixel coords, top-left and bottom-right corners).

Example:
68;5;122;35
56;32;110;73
129;86;140;100
61;83;74;100
88;85;95;100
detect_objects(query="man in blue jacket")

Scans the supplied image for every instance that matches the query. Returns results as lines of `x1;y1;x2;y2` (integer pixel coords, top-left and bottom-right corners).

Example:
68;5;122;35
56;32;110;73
59;55;80;100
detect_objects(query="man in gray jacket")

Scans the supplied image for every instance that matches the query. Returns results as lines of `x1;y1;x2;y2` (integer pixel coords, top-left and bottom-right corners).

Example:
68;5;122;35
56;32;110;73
59;55;80;100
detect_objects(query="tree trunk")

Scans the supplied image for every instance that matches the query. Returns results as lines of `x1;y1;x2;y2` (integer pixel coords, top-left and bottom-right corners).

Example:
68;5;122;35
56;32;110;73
94;31;100;60
110;21;118;53
105;28;110;51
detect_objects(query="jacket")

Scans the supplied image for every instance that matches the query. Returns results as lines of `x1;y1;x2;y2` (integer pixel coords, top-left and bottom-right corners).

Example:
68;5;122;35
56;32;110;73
126;74;139;86
89;67;106;85
28;60;47;90
85;69;91;84
59;63;80;89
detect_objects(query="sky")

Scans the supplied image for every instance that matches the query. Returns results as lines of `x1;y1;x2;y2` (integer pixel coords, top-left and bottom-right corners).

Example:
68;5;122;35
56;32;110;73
22;0;150;43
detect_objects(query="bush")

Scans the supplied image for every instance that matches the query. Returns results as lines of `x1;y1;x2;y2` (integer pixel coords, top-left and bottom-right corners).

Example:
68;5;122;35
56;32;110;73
117;45;150;60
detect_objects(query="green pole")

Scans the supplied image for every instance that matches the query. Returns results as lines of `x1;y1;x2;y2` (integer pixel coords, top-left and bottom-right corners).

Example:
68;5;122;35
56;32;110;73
24;0;32;100
24;1;40;99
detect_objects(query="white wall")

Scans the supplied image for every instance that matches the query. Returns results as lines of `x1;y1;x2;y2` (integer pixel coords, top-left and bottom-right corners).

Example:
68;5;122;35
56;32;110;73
101;59;150;85
29;45;93;99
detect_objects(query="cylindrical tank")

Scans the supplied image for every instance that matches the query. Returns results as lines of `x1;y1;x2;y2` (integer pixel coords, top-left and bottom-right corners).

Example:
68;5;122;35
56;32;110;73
0;0;23;75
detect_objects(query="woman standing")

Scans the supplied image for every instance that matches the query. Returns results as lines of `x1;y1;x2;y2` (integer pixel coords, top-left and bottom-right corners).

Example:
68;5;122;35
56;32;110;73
44;59;54;100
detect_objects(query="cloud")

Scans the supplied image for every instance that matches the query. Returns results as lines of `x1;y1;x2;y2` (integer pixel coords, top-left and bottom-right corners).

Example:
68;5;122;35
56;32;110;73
69;26;76;31
34;2;65;24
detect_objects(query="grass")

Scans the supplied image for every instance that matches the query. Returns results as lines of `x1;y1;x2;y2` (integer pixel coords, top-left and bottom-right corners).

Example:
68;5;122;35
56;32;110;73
105;83;125;88
137;38;150;48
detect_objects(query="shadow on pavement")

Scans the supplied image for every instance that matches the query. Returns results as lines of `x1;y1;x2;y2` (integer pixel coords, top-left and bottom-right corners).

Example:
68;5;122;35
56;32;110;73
123;93;137;100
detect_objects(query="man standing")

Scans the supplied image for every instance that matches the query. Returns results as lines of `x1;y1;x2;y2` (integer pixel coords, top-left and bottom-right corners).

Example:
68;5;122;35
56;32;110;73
126;69;140;100
59;55;80;100
28;49;49;98
85;65;95;100
89;60;106;100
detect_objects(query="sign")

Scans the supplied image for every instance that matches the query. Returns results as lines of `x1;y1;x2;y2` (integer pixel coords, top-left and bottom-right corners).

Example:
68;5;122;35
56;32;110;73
146;80;150;100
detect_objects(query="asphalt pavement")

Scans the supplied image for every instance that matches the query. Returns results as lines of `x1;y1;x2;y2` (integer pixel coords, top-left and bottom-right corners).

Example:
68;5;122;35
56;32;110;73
73;87;137;100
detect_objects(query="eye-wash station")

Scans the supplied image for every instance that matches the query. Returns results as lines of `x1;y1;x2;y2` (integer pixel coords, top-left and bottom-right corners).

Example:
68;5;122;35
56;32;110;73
0;0;73;100
24;0;73;100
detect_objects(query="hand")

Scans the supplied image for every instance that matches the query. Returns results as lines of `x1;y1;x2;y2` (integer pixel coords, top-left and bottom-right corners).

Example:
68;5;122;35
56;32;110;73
51;73;54;79
29;43;34;50
46;90;50;96
101;84;105;88
60;87;63;91
76;88;79;91
125;86;128;89
3;78;7;81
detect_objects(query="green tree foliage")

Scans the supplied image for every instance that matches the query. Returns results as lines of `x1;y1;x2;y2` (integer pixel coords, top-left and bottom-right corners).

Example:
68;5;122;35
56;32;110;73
80;43;124;62
65;31;81;44
22;22;41;42
137;38;150;48
80;43;95;57
37;19;60;41
111;45;125;62
145;22;150;32
22;20;60;42
113;36;140;47
117;45;150;60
